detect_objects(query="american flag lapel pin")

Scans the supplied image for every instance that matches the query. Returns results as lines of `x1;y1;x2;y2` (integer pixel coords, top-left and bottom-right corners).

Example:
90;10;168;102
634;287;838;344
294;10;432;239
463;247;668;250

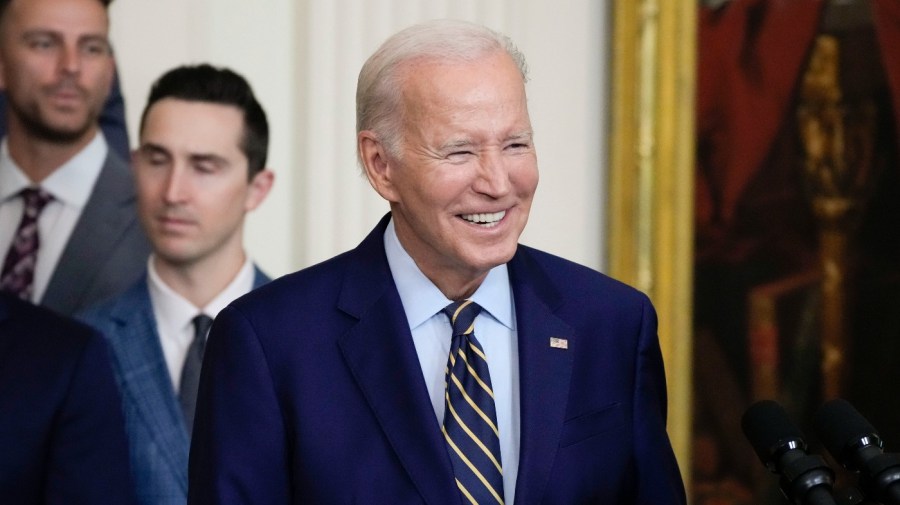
549;337;568;349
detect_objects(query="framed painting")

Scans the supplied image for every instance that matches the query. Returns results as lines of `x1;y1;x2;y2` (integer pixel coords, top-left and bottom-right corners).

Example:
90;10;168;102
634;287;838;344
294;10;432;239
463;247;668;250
610;1;900;503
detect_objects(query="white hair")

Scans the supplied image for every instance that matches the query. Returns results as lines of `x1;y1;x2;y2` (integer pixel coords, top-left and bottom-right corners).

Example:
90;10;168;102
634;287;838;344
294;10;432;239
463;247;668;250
356;19;529;160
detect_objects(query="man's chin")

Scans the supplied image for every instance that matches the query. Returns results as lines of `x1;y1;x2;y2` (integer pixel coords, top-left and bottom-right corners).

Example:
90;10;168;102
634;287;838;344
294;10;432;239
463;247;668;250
154;250;202;270
466;245;518;273
19;113;96;145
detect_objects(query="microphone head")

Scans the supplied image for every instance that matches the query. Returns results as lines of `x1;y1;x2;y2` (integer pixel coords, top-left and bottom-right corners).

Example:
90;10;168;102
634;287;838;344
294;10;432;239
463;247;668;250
813;399;883;467
742;400;807;469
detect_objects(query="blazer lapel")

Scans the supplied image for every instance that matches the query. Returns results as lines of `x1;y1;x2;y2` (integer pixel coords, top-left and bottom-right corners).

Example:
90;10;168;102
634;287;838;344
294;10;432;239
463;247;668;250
42;152;141;314
508;248;575;503
336;217;460;505
107;283;190;491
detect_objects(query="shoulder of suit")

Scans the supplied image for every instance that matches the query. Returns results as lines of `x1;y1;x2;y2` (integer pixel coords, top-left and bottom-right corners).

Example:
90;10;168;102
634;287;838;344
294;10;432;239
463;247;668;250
4;295;103;356
75;276;150;327
513;244;651;304
230;248;371;316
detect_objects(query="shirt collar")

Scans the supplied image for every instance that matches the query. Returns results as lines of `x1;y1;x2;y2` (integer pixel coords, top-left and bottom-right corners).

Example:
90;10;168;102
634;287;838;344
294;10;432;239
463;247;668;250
0;132;107;206
383;217;514;331
0;142;30;202
147;254;256;331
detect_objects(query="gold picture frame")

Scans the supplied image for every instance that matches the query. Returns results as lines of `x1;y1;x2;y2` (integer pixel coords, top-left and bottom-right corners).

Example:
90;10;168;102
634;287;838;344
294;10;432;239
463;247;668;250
609;0;696;485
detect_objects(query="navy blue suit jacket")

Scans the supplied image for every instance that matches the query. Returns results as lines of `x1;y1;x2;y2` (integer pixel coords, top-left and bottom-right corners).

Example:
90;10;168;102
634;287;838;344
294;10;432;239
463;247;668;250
0;293;136;505
188;216;686;504
78;268;269;505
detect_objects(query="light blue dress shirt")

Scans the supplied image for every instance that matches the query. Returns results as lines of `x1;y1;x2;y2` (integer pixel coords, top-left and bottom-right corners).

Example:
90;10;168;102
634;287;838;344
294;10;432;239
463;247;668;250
383;218;521;503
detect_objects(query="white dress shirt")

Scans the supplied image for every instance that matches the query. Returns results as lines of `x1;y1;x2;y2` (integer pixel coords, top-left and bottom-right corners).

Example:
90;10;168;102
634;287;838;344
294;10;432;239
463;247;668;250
0;133;108;303
383;218;521;503
147;255;256;391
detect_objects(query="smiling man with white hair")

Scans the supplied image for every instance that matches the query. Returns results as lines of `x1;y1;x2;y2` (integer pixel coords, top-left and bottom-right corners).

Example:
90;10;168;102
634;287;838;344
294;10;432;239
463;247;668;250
189;19;686;505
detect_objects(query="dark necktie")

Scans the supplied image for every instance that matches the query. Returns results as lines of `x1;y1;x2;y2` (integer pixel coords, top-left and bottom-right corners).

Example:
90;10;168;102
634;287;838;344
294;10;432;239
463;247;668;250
442;300;505;504
180;313;213;435
0;188;53;300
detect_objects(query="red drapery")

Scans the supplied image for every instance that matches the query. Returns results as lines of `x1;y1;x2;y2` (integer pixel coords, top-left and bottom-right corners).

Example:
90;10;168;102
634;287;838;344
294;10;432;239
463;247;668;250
696;0;900;242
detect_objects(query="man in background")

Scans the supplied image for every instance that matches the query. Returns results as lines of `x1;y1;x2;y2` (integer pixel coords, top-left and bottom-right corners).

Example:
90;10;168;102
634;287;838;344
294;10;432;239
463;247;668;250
189;20;685;504
0;0;148;315
80;63;273;505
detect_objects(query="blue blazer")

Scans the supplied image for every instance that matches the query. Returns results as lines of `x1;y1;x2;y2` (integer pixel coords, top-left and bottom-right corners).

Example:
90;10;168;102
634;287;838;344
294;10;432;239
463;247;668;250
188;215;686;505
78;268;269;505
0;293;136;505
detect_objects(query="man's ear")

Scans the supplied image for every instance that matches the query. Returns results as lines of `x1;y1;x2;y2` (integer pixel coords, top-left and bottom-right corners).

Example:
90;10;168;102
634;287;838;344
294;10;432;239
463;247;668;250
358;131;399;203
244;169;275;212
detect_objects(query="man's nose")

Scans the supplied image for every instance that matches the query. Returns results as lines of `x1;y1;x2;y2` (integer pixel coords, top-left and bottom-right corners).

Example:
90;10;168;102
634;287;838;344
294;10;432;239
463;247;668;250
162;168;189;204
473;151;512;197
59;45;82;75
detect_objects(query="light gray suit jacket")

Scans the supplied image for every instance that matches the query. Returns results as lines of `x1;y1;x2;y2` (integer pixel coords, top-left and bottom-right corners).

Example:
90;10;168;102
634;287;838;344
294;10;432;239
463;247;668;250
42;151;150;316
77;268;269;505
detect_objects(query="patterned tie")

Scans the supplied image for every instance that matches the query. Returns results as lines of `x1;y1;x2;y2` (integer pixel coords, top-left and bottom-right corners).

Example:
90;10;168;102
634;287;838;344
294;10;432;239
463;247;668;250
180;313;213;435
442;300;505;505
0;187;53;300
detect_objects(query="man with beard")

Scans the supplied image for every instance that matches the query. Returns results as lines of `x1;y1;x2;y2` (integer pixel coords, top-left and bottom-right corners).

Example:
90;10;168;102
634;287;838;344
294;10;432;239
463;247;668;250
0;0;148;315
0;69;128;159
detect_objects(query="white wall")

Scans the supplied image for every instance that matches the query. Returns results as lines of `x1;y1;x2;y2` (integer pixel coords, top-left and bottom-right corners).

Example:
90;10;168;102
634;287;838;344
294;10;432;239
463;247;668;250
109;0;607;278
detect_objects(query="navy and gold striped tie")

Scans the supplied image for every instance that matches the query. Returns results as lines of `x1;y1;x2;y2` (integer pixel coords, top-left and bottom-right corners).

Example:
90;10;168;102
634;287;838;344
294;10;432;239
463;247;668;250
442;300;505;505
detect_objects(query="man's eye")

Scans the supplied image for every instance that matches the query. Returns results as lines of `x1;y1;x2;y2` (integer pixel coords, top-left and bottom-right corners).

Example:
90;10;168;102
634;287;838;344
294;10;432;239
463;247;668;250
28;38;56;50
82;42;110;56
138;149;168;165
147;154;168;165
194;163;217;174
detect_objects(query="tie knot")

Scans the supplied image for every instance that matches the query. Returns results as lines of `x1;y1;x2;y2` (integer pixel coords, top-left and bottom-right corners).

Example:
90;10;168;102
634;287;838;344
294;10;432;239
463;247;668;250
20;187;53;215
192;314;213;341
442;299;482;337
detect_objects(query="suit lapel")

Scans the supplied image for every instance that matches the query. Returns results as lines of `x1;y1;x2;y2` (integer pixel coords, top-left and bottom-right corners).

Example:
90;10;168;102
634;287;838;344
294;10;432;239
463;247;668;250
106;282;190;491
508;248;575;503
336;217;459;505
102;269;268;492
42;152;140;314
334;219;577;504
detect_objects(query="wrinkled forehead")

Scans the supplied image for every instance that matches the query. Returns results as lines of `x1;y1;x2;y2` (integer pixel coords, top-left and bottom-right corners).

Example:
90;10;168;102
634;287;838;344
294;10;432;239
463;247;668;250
396;48;521;83
397;51;529;111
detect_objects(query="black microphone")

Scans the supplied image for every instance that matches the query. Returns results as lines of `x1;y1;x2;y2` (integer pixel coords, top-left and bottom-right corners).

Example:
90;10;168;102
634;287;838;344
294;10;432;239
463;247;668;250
814;399;900;505
742;400;839;505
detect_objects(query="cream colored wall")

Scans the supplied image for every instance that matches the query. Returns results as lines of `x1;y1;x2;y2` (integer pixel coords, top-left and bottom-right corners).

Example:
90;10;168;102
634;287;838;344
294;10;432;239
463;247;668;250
109;1;608;278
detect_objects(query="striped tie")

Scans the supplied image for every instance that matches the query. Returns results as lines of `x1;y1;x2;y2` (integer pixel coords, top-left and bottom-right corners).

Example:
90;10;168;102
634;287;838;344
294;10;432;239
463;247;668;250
442;300;505;505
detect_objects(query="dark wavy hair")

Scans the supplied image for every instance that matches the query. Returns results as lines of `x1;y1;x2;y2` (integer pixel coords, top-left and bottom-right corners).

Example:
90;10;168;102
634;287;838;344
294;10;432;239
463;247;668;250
140;64;269;177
